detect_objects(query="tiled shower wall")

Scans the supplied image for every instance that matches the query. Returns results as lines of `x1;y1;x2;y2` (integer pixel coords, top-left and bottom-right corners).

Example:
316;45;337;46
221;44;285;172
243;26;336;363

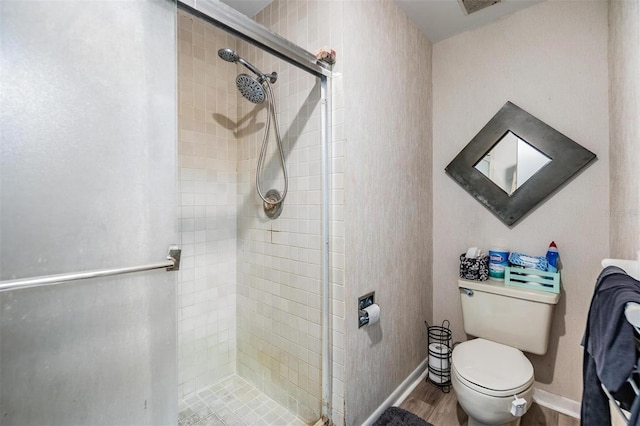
177;11;239;399
177;6;335;423
235;43;324;423
252;2;347;424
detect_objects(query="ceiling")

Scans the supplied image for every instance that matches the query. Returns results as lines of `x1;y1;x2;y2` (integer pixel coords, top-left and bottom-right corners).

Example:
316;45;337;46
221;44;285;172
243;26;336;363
221;0;544;43
220;0;272;18
394;0;544;42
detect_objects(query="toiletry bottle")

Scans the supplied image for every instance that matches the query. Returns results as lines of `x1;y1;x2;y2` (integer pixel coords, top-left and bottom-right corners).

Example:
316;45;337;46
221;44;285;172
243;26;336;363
546;241;559;273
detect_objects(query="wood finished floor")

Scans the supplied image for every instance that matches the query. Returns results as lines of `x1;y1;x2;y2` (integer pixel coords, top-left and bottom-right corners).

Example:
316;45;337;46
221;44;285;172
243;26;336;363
399;379;580;426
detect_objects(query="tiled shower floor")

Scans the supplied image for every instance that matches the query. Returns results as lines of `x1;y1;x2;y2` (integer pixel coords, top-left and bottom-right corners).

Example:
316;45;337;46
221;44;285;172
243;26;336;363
178;375;307;426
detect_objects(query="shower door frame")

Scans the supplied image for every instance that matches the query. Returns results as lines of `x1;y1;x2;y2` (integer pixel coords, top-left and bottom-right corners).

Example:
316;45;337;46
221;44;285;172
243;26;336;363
177;0;333;420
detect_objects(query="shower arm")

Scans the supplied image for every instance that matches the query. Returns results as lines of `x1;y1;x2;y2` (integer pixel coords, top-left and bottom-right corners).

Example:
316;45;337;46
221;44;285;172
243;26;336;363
237;58;277;84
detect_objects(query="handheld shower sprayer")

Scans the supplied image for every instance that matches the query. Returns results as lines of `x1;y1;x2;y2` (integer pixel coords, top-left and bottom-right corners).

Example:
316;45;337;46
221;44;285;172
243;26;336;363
217;47;287;219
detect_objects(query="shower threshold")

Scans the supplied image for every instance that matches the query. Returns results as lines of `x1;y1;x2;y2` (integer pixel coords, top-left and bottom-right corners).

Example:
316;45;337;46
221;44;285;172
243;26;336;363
178;375;306;426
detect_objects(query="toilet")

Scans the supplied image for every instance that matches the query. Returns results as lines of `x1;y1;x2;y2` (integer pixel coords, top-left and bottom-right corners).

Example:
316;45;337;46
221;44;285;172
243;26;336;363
452;279;560;426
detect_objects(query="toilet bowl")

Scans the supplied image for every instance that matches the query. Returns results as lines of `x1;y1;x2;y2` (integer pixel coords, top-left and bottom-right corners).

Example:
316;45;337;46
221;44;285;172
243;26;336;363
451;338;534;426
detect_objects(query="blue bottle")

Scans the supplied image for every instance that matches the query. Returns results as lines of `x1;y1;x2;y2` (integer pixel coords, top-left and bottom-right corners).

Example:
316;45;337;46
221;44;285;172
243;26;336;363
546;241;559;272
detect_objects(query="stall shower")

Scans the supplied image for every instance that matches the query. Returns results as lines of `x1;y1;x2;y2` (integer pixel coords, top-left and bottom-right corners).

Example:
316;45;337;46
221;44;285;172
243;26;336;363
175;7;326;425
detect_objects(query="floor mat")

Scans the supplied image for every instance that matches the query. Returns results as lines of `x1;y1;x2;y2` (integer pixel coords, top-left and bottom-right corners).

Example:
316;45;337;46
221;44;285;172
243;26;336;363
373;406;433;426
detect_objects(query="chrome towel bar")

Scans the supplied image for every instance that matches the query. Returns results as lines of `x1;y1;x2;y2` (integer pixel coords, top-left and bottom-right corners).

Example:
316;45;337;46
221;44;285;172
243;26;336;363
0;245;181;292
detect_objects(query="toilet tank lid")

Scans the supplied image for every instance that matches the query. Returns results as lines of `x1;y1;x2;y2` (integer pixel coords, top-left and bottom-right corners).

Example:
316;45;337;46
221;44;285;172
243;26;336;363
453;338;534;392
458;279;560;304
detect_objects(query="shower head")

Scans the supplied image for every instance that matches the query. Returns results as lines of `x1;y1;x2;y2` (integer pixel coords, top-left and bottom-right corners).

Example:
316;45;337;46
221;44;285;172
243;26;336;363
217;48;239;63
218;47;277;103
236;74;266;104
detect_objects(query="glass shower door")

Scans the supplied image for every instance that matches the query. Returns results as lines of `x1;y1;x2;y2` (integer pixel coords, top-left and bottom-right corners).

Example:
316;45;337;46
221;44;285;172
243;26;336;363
0;1;178;424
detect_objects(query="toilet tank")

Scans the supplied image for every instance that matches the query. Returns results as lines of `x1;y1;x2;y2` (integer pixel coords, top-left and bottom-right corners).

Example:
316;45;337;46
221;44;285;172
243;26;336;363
458;279;560;355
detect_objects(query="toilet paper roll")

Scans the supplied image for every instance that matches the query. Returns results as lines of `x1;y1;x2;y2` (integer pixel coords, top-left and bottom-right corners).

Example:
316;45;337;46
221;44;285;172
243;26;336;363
362;304;380;325
428;343;450;370
428;370;450;384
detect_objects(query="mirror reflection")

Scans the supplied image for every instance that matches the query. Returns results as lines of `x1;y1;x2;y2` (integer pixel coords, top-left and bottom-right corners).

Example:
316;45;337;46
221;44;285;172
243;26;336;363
474;131;551;196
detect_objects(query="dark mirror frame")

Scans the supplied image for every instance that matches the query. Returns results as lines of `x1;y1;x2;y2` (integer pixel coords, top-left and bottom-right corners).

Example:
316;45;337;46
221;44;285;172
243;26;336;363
445;101;597;227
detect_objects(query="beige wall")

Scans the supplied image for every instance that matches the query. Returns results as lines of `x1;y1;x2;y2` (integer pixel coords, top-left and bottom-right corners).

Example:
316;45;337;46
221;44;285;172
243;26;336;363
432;0;609;401
609;0;640;259
342;1;433;425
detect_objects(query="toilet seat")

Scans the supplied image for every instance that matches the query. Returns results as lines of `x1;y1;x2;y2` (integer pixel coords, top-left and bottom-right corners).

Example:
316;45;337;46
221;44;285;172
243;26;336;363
452;338;534;397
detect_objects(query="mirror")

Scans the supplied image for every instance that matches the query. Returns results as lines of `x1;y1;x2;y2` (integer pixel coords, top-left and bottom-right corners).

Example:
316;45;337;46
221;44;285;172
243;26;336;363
445;102;596;227
474;131;551;196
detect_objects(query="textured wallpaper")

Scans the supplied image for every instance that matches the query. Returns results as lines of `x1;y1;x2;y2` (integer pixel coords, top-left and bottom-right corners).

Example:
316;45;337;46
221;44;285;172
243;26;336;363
342;1;433;425
609;0;640;259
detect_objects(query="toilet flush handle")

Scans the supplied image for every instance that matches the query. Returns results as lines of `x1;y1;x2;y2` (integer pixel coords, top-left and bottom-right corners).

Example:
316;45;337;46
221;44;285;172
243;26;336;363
460;287;474;296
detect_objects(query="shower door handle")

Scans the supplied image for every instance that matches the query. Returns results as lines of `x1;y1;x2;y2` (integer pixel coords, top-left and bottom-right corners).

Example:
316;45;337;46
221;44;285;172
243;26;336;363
0;245;181;292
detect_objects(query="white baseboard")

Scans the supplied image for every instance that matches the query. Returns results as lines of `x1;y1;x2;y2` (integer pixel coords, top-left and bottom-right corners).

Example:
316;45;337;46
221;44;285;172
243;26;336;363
361;357;429;426
361;361;581;424
533;388;581;419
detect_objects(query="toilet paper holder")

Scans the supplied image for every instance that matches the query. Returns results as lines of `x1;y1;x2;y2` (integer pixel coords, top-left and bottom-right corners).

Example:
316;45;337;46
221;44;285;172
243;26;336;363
358;291;375;328
358;309;370;327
